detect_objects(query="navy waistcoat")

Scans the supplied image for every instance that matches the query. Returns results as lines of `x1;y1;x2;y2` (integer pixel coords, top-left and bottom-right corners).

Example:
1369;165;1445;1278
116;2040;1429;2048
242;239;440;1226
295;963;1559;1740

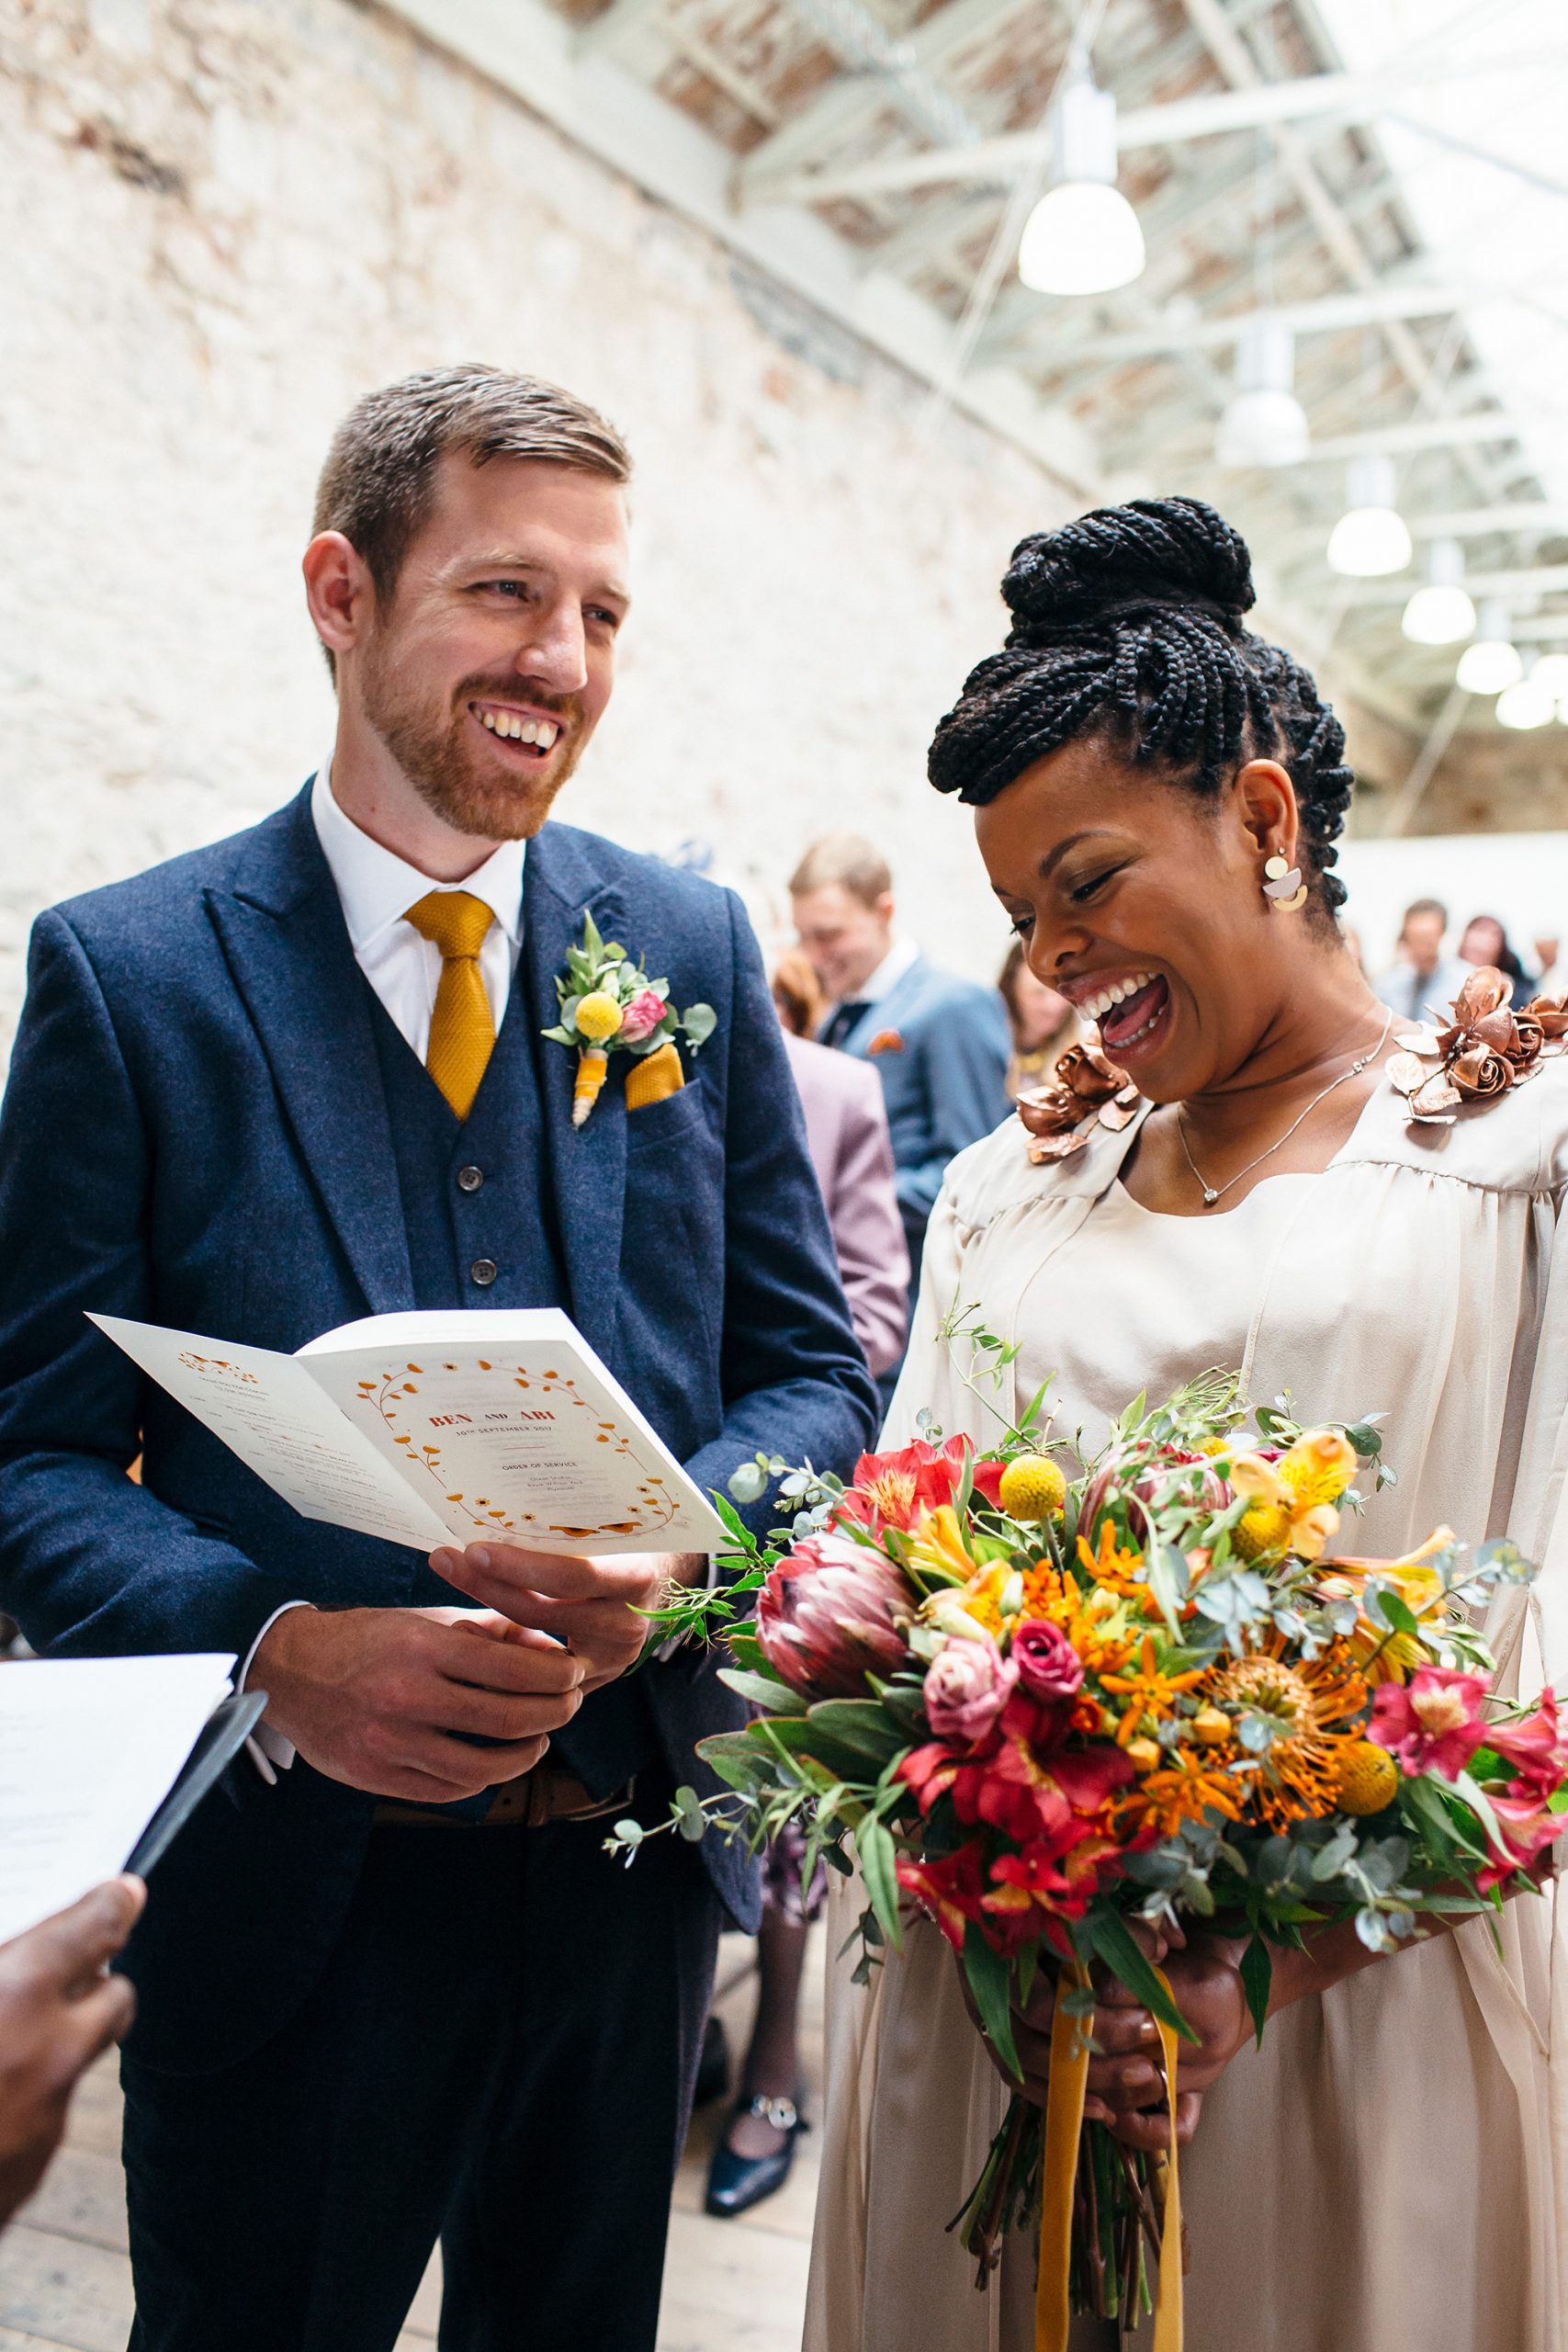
367;982;655;1796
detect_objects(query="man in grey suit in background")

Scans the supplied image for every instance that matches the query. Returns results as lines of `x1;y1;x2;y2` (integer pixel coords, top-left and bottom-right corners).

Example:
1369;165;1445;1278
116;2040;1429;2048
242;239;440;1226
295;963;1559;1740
790;834;1012;1351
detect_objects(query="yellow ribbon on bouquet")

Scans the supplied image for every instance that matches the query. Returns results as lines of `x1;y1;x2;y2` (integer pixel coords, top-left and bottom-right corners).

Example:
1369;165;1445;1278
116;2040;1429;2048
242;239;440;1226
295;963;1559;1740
1034;1960;1183;2352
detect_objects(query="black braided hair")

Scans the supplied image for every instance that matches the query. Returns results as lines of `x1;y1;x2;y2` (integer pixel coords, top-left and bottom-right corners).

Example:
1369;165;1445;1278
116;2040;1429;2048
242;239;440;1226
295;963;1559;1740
929;497;1354;913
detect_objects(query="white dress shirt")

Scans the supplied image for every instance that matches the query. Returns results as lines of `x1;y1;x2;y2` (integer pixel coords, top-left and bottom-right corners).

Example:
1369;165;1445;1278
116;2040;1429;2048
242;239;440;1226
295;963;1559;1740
243;766;529;1774
855;935;919;1007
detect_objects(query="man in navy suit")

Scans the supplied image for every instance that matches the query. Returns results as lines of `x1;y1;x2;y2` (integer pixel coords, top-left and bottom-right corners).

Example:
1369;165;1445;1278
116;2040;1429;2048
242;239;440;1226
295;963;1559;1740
0;366;875;2352
791;833;1012;1317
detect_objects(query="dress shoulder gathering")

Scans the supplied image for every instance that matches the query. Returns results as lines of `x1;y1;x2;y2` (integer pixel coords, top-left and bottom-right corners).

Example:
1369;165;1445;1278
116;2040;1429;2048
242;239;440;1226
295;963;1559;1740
805;1059;1568;2352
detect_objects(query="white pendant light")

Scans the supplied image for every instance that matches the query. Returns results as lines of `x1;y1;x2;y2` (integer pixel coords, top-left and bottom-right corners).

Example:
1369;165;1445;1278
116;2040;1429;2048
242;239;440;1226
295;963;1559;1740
1018;73;1145;298
1326;456;1412;578
1214;322;1309;468
1455;602;1522;695
1496;661;1556;730
1528;651;1568;699
1401;538;1476;646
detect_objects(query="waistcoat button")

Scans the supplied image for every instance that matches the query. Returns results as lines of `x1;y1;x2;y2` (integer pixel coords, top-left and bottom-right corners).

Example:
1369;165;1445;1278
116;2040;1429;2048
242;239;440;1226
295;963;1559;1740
469;1258;498;1287
457;1165;484;1193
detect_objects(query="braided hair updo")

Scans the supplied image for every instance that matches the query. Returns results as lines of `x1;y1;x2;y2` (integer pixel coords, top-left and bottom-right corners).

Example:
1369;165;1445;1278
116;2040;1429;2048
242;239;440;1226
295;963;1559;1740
928;497;1353;913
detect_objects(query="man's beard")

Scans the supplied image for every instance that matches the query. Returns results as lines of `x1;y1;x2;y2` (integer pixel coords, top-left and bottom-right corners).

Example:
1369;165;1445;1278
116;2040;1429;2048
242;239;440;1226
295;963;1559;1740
359;644;585;842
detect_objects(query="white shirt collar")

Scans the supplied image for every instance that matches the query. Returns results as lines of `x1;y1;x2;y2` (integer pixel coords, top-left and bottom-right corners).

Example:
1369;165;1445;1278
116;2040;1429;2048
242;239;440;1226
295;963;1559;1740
310;763;526;952
856;936;919;1005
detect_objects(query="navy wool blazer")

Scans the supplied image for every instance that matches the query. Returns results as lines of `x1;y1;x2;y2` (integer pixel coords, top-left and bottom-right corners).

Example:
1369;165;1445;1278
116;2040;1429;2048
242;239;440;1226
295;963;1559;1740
0;787;877;2073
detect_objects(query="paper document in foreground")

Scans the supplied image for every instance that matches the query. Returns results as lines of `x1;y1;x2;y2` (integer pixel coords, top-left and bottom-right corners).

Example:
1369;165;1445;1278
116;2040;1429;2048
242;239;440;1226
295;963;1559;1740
0;1654;236;1946
89;1308;730;1557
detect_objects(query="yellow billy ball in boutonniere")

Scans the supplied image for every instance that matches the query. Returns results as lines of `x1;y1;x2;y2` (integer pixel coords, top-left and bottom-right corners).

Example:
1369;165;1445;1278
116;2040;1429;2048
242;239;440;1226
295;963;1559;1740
543;911;716;1127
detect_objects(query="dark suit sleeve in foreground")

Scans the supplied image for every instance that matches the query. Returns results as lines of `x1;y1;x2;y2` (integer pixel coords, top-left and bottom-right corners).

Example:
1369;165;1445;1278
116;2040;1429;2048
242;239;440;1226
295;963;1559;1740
680;895;879;1544
895;984;1014;1233
0;912;303;1659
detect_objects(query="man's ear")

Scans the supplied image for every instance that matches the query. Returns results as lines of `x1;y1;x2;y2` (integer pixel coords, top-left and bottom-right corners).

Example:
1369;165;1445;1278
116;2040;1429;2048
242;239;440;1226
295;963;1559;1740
874;891;897;928
1234;758;1299;865
302;532;375;669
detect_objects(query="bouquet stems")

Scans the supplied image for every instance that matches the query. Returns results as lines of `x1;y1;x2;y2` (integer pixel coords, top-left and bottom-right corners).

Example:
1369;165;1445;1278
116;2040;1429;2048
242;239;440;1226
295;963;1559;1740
954;2095;1158;2327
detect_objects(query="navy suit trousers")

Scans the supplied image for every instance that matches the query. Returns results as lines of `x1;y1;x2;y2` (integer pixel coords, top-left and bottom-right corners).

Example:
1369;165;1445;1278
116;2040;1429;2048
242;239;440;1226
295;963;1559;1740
121;1783;720;2352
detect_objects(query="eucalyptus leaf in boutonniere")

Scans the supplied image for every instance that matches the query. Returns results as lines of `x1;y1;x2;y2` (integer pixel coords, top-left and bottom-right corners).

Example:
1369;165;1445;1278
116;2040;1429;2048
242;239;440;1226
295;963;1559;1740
543;912;716;1127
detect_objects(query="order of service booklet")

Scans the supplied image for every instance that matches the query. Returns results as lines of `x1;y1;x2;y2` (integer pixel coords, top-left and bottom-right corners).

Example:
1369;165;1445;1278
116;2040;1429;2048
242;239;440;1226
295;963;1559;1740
90;1309;731;1558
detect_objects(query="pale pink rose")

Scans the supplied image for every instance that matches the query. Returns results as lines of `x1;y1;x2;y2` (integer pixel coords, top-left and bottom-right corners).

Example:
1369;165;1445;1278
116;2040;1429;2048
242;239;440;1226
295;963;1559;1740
923;1634;1018;1744
618;989;669;1046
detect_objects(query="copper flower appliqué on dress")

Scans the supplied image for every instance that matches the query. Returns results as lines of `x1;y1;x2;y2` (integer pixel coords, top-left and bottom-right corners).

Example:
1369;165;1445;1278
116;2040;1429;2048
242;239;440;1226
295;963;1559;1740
1017;1043;1141;1164
1387;967;1567;1127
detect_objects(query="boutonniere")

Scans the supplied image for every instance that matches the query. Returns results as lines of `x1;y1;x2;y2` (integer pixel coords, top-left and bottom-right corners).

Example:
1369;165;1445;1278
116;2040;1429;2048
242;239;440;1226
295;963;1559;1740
543;912;716;1127
1387;967;1566;1127
867;1028;905;1056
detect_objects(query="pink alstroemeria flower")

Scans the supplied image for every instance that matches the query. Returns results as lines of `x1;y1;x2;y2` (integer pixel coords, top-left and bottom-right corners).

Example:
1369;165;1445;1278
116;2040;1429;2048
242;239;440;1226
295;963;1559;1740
1485;1690;1568;1803
1370;1664;1489;1780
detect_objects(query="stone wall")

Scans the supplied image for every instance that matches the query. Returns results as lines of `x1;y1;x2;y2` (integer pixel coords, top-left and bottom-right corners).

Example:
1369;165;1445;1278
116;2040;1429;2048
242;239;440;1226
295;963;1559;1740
0;0;1075;1057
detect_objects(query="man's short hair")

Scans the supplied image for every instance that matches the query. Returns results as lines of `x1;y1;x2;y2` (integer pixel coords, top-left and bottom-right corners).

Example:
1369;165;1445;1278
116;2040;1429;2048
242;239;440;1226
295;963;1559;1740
1402;897;1448;930
788;834;893;909
312;363;631;605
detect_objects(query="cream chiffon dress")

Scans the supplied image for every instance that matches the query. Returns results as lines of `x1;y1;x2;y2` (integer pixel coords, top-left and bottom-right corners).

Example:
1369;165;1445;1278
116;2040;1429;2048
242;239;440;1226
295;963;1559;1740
804;1058;1568;2352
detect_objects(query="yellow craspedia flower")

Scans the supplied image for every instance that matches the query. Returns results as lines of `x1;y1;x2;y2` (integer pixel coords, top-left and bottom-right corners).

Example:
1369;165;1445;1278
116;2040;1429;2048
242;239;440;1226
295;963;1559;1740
998;1454;1066;1523
1278;1429;1358;1514
1232;1500;1293;1562
1332;1739;1400;1816
575;990;624;1043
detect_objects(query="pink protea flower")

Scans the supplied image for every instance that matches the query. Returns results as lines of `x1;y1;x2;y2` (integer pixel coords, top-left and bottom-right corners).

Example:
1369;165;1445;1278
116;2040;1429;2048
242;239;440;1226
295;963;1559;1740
755;1532;914;1699
922;1633;1017;1742
618;987;669;1046
1370;1664;1489;1779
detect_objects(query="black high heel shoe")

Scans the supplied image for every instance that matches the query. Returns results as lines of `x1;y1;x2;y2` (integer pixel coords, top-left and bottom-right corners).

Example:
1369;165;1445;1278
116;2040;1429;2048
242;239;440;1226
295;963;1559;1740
704;2092;807;2218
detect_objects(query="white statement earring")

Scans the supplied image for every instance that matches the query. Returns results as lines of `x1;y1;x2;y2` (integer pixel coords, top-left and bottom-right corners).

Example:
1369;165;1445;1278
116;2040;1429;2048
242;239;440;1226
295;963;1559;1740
1263;853;1307;914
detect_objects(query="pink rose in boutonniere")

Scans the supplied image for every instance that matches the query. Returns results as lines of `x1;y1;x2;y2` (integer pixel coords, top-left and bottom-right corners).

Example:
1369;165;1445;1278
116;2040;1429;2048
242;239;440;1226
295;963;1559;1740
618;988;670;1046
543;913;716;1126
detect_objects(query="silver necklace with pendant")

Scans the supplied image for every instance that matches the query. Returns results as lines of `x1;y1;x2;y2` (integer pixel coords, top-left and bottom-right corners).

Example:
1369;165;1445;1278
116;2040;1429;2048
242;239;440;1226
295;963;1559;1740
1175;1009;1394;1208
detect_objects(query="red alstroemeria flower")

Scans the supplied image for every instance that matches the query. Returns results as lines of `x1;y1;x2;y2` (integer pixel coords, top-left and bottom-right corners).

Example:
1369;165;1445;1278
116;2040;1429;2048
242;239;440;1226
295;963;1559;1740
949;1727;1134;1846
979;1826;1125;1955
898;1739;967;1815
1371;1664;1490;1780
895;1840;987;1951
1484;1690;1568;1804
836;1437;1003;1533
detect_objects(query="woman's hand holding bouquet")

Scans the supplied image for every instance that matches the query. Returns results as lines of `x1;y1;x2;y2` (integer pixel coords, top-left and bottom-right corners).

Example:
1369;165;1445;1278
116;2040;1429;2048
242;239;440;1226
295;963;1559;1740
621;1322;1567;2350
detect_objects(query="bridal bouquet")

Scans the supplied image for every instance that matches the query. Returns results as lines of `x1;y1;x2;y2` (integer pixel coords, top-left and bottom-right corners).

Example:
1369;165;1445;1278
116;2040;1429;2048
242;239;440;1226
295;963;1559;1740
625;1323;1568;2351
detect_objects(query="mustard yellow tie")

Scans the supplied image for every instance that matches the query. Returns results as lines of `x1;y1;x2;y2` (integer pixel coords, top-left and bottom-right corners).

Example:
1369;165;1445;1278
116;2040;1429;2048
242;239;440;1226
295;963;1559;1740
403;890;496;1122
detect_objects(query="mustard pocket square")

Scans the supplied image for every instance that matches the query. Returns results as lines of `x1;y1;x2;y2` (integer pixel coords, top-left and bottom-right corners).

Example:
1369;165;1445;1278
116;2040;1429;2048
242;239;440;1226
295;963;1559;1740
626;1040;686;1111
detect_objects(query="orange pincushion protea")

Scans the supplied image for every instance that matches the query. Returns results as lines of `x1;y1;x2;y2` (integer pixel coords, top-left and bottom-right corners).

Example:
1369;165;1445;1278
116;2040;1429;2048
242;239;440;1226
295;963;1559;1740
1199;1639;1368;1828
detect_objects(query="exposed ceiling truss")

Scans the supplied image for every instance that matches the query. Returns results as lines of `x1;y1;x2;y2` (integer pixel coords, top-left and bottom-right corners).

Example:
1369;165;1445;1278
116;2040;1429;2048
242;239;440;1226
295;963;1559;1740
384;0;1568;741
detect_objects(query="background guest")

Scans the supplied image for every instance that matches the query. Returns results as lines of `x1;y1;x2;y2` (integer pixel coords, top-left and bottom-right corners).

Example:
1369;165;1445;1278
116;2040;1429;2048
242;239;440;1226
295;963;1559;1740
1459;911;1536;1002
996;938;1077;1098
0;1880;143;2232
697;953;908;2221
789;833;1011;1328
1536;933;1564;997
1371;896;1471;1023
771;950;909;1383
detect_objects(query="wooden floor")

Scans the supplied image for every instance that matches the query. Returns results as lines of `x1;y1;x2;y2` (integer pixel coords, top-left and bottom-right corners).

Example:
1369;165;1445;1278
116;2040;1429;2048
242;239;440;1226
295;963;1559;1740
0;1929;820;2352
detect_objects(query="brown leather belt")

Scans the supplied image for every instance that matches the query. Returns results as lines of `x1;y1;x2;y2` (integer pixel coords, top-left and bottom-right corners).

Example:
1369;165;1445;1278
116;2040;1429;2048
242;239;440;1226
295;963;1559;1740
372;1770;636;1831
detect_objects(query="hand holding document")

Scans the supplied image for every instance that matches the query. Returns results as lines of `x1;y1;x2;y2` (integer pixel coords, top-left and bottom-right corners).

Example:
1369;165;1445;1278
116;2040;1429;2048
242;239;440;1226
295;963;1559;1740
89;1308;730;1558
0;1655;245;1946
